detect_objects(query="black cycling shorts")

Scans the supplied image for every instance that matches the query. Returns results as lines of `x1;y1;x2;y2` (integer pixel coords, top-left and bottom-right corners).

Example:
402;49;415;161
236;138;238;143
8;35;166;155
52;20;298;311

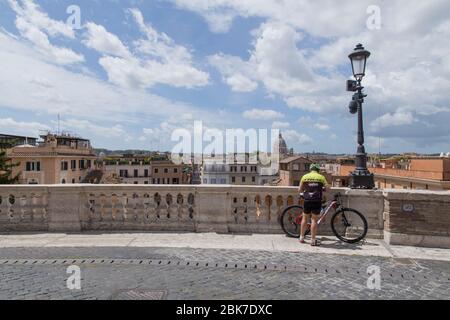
303;201;322;215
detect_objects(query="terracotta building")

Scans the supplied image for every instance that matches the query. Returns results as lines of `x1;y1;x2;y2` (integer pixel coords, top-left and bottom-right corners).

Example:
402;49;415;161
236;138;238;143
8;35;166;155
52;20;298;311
278;156;313;186
7;133;96;185
339;157;450;190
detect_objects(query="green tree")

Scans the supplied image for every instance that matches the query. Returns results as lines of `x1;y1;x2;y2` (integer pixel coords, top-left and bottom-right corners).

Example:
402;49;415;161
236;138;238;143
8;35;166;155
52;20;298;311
0;151;20;184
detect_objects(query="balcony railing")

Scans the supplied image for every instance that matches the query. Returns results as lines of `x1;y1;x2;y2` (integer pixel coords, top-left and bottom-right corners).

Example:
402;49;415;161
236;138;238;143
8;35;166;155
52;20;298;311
0;185;449;248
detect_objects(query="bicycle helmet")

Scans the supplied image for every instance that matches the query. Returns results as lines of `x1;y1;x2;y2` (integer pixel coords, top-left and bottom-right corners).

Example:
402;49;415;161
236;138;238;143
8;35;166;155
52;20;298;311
310;163;321;172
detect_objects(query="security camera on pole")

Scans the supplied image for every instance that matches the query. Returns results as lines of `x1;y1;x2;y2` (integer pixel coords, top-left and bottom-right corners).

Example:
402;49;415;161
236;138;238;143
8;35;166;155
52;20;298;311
346;44;375;189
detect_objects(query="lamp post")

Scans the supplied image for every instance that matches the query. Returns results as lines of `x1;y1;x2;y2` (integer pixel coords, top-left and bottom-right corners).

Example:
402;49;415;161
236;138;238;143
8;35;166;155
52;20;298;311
347;44;375;189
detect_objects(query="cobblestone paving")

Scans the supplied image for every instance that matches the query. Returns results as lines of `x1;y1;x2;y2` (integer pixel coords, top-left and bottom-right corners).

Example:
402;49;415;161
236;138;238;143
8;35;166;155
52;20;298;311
0;247;449;300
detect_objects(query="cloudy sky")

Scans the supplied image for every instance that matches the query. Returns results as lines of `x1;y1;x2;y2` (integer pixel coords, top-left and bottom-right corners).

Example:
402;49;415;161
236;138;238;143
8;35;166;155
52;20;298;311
0;0;449;154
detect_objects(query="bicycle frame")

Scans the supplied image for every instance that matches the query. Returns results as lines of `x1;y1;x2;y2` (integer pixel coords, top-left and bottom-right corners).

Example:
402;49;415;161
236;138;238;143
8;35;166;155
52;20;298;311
295;199;340;226
317;200;339;225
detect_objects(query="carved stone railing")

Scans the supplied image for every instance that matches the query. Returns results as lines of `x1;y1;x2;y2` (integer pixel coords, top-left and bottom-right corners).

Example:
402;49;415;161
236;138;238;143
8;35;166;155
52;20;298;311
0;185;382;235
0;186;49;232
1;185;449;247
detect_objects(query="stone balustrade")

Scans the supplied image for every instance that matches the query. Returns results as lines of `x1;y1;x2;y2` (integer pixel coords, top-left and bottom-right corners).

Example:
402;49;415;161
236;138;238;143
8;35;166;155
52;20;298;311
0;185;449;248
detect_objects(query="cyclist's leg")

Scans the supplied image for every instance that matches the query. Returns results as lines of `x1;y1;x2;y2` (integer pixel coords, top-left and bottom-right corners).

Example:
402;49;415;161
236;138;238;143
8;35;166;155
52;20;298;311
300;213;310;243
300;202;312;243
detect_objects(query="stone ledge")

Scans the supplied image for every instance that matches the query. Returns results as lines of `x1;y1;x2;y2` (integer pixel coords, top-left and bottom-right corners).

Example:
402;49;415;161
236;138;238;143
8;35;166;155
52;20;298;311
384;231;450;249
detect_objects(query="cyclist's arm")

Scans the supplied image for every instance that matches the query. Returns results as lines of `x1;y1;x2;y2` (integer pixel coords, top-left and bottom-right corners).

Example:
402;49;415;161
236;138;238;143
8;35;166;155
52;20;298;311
321;176;329;192
299;180;306;193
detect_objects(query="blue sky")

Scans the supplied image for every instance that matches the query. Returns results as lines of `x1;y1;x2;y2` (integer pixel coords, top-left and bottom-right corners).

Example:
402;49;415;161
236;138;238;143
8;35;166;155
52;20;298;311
1;0;450;154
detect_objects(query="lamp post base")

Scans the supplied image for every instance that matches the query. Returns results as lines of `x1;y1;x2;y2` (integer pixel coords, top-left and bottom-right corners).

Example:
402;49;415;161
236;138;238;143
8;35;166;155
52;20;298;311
349;170;375;189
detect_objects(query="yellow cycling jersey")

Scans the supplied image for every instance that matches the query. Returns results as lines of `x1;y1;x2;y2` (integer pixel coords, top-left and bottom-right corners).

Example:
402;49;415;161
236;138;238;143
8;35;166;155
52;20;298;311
301;171;329;187
301;171;328;202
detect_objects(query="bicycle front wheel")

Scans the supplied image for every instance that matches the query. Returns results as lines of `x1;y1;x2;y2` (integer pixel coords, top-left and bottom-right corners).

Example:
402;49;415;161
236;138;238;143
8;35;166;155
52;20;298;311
331;208;368;244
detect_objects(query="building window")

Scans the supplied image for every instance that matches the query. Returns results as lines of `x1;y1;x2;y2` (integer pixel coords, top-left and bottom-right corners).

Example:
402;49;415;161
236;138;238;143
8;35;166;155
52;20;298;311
71;160;76;170
87;160;92;168
134;181;138;184
293;164;300;171
174;168;178;173
79;160;85;170
61;161;68;171
61;179;66;184
119;170;128;178
211;178;217;184
220;179;226;184
305;164;310;171
242;177;246;183
154;168;159;174
144;169;149;177
26;161;41;172
173;178;179;184
144;181;149;185
72;179;76;184
134;169;139;178
252;176;256;183
232;177;236;183
164;168;169;173
203;179;207;184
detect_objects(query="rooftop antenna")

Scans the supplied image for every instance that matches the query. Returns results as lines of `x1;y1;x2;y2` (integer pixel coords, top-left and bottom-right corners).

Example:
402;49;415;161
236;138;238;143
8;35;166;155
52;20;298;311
378;102;382;157
57;114;60;135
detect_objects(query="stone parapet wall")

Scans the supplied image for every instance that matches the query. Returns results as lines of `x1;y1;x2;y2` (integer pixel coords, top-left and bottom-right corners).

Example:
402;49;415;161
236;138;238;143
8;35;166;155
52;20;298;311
0;185;449;248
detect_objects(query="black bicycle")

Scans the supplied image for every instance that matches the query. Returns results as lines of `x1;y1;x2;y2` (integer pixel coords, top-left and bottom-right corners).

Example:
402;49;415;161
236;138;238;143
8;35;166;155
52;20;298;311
280;193;368;244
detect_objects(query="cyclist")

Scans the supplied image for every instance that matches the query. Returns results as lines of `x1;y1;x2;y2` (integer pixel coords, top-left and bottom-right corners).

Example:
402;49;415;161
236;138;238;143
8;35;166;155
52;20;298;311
298;163;329;246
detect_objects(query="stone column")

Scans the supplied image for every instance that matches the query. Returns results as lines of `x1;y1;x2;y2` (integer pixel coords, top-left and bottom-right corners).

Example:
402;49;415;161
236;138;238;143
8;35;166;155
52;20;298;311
48;186;83;232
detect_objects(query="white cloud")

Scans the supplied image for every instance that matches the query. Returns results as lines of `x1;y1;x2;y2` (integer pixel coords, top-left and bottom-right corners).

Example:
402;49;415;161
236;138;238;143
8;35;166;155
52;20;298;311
0;30;216;126
225;74;258;92
8;0;84;65
83;23;131;58
171;0;370;36
242;108;284;121
210;22;345;112
209;54;258;92
272;121;290;129
83;9;210;90
371;112;416;129
298;116;330;131
0;117;50;137
57;118;129;139
283;130;312;145
314;123;330;131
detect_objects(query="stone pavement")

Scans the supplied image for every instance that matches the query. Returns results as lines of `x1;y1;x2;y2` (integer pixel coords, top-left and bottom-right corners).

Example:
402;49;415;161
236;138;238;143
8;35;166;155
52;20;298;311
0;233;449;300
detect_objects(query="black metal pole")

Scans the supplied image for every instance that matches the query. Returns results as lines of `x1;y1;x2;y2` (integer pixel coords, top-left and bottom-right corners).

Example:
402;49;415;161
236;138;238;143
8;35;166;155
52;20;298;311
350;83;375;189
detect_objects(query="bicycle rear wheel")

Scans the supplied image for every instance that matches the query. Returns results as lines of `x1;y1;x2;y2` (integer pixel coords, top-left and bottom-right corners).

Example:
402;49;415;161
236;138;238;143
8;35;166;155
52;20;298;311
331;208;368;244
280;205;310;238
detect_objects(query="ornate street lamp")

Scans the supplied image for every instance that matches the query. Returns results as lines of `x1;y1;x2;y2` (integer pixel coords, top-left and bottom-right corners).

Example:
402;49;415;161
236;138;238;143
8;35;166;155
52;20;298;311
347;44;375;189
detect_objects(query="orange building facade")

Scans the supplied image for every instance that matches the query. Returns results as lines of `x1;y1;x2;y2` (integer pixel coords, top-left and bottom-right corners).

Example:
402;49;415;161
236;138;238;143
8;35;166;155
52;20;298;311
339;158;450;190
